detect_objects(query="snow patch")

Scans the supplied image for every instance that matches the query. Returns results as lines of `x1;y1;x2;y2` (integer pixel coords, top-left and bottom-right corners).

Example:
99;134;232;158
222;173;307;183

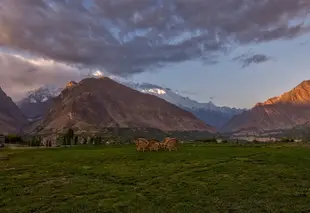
42;97;48;102
30;98;37;103
141;88;166;95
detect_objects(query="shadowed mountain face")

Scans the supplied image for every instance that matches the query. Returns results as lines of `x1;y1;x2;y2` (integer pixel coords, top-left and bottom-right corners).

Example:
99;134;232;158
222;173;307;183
182;107;242;130
223;80;310;134
38;77;215;134
0;87;28;134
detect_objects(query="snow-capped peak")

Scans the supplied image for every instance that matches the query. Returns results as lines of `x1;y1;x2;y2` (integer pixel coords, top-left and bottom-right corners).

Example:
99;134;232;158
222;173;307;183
141;88;166;95
24;85;62;103
124;82;209;109
123;81;246;115
92;70;104;77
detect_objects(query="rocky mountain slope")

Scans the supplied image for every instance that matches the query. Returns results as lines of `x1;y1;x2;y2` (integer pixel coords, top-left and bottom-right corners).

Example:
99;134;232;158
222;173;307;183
37;77;215;134
223;80;310;134
0;87;28;134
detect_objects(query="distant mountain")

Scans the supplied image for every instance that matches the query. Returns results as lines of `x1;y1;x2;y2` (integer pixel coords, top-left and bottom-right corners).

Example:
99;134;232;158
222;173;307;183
123;82;245;128
0;87;28;134
36;77;215;134
223;80;310;134
17;85;62;121
18;79;245;129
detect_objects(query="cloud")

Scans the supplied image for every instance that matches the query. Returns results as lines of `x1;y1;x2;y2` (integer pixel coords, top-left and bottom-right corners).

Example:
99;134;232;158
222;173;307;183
0;0;309;76
0;52;84;101
175;90;197;95
138;83;164;90
233;53;273;68
299;40;309;46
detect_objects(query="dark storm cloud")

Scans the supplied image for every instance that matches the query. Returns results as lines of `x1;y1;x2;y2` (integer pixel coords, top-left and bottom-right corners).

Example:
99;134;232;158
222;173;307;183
233;53;273;68
0;0;310;76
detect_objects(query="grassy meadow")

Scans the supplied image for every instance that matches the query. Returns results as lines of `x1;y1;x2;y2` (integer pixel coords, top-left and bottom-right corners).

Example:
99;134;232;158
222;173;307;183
1;143;310;213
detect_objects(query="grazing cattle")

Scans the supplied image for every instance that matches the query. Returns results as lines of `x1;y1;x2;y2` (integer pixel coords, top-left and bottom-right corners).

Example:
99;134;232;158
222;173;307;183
147;139;159;150
148;142;160;151
148;139;160;144
134;137;178;152
165;138;178;151
159;142;166;150
134;138;149;152
161;137;172;150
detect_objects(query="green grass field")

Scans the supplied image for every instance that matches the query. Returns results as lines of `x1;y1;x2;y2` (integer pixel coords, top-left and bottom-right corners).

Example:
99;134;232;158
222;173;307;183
1;144;310;213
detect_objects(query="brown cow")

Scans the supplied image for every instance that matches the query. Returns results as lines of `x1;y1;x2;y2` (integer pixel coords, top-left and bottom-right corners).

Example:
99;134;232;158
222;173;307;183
148;142;160;152
134;138;149;152
165;138;178;151
159;142;166;150
161;137;172;150
147;139;159;150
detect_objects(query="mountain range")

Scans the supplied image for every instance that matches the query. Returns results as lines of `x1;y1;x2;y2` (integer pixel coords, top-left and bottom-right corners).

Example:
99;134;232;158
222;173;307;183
17;79;245;129
35;77;214;134
2;76;310;137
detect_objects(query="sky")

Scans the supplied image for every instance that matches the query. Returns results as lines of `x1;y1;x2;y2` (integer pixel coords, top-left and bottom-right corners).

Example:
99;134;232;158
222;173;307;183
0;0;310;108
132;33;310;108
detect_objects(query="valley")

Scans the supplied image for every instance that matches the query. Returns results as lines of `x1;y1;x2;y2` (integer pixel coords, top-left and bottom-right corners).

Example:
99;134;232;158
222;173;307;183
1;77;310;143
1;1;310;213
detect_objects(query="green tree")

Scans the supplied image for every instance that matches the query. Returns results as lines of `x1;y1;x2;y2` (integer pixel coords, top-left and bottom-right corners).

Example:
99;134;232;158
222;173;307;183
95;136;102;145
74;136;78;145
63;128;74;146
90;137;94;145
62;135;67;146
83;137;87;145
56;135;63;146
67;128;74;146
